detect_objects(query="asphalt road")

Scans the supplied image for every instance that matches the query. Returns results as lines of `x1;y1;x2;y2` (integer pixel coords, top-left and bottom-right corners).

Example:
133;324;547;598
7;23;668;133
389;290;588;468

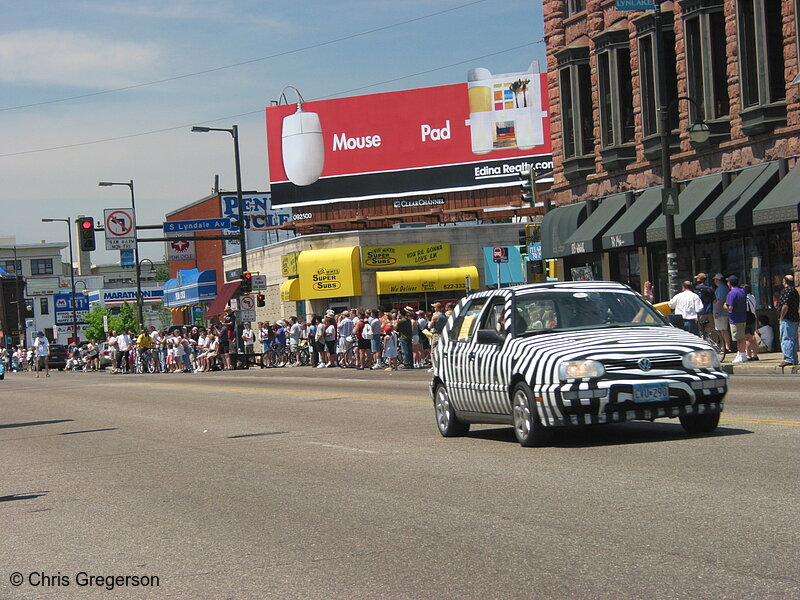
1;368;798;600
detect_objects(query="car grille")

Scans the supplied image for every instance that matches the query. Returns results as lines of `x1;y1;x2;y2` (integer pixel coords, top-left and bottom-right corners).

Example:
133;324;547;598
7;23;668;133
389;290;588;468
602;356;684;371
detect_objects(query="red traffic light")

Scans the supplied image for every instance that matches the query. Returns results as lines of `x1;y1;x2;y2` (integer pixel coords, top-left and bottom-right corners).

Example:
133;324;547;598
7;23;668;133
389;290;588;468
243;272;252;279
81;219;93;229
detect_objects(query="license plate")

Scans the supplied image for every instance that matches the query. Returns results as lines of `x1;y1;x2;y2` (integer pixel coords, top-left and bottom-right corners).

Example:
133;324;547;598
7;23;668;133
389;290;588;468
633;382;669;402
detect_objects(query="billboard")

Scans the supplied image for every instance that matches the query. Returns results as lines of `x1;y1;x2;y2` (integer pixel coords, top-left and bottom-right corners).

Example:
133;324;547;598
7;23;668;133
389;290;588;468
54;293;90;325
266;62;551;207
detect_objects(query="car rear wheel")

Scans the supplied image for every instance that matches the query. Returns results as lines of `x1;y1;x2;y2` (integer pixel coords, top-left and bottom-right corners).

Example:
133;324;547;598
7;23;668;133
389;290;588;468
679;412;720;434
512;382;550;447
434;384;469;437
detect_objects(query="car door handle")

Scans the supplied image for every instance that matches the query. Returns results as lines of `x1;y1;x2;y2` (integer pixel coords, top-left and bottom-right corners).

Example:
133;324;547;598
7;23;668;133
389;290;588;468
468;352;476;360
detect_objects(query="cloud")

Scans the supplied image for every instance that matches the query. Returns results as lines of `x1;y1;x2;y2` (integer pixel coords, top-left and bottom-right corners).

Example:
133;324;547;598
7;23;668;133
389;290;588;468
76;0;286;28
0;29;160;89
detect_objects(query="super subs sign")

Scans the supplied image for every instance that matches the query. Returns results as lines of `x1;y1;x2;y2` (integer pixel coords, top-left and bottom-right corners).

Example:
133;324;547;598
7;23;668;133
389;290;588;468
266;61;551;207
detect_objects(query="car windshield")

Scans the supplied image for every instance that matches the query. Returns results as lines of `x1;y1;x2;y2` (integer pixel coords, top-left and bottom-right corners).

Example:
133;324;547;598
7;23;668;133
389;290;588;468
512;290;666;335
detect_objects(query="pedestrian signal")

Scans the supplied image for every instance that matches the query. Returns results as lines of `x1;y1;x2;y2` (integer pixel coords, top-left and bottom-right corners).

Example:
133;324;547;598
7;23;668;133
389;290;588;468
257;294;266;307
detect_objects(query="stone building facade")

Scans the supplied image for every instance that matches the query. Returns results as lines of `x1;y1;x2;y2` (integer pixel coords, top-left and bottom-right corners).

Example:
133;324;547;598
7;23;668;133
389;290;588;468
541;0;800;304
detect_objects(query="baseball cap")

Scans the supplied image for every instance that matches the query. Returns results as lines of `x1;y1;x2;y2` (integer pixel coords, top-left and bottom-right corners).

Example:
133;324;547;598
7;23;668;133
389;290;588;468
36;331;44;335
404;306;414;312
713;273;724;280
726;275;739;285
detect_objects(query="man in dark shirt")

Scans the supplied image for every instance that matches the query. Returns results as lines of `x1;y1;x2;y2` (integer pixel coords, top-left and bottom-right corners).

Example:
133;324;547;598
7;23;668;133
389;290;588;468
776;274;799;367
724;275;748;363
396;308;414;369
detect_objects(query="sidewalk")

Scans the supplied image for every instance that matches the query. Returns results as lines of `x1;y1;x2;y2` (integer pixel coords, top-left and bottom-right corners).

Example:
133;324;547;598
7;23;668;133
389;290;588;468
721;351;799;375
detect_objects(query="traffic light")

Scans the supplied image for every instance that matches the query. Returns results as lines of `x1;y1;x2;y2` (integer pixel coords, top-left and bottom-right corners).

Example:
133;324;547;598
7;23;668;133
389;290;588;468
545;260;558;280
519;167;534;204
77;217;96;251
241;271;252;293
257;294;266;307
518;228;528;254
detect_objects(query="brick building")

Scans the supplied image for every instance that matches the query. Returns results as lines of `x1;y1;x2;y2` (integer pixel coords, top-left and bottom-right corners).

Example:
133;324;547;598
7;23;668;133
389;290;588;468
541;0;800;308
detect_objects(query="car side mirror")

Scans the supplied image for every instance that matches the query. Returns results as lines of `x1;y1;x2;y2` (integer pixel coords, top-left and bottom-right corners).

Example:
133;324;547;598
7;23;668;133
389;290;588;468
476;329;505;345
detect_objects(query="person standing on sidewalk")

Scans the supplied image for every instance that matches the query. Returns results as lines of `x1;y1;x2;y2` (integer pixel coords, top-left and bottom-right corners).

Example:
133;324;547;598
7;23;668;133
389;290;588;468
723;275;748;364
396;308;414;369
668;280;704;335
712;273;733;354
776;274;799;368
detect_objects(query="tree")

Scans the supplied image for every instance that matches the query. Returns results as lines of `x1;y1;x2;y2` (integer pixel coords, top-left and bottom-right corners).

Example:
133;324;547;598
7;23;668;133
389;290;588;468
154;264;170;281
82;302;139;341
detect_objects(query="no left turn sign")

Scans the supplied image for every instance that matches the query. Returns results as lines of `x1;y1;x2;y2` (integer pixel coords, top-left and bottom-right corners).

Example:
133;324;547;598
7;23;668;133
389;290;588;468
104;208;136;250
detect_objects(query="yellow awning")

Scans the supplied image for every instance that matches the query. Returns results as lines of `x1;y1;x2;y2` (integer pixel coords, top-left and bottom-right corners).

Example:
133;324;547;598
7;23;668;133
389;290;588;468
298;246;361;299
375;266;479;295
280;278;301;302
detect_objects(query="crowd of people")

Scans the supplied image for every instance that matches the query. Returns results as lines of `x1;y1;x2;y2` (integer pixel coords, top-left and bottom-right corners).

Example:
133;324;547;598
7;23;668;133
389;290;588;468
26;302;458;375
666;272;799;366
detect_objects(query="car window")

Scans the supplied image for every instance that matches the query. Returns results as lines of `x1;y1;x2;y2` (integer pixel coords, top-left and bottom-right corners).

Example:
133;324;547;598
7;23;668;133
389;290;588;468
479;299;508;338
514;290;665;334
450;299;487;341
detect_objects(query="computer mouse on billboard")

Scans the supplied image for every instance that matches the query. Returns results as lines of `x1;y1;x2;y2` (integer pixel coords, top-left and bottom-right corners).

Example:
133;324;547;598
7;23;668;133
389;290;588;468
282;108;324;186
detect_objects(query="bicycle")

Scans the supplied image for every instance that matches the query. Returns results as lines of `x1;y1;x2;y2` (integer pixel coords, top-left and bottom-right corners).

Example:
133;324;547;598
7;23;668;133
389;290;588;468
698;315;727;362
135;348;157;374
263;343;290;368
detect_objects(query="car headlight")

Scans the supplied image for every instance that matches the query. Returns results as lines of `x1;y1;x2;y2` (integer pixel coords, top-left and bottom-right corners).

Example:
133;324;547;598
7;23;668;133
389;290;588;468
558;360;605;380
682;350;720;370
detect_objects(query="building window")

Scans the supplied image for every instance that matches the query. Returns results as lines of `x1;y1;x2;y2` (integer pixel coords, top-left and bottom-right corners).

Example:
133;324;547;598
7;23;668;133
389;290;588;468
636;11;679;159
565;0;586;18
737;0;787;135
556;42;595;180
1;259;22;274
30;259;54;275
595;24;636;170
682;0;731;142
40;297;49;315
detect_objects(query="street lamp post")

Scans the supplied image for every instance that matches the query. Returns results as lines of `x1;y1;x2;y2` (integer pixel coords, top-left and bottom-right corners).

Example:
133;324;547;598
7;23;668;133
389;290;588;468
191;125;247;274
41;218;79;344
99;180;144;328
655;5;710;298
12;245;25;347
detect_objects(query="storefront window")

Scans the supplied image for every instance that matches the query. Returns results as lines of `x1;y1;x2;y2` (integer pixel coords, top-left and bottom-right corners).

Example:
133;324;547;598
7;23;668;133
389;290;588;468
752;226;794;309
720;234;745;281
610;250;641;291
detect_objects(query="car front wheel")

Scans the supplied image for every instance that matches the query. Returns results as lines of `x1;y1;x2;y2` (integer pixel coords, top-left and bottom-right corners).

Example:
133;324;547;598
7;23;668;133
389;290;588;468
679;412;720;434
434;384;469;437
512;382;550;447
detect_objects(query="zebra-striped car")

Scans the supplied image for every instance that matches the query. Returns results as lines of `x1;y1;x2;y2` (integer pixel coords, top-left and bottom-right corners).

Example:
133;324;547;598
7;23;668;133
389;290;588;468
431;281;727;446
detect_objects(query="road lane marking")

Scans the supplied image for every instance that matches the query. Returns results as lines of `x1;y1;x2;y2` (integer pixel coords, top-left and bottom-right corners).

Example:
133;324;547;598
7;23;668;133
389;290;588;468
117;381;430;403
306;442;378;454
720;417;800;427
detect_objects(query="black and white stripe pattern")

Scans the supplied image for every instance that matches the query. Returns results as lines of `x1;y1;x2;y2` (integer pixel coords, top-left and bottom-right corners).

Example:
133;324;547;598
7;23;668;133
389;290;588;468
431;281;727;428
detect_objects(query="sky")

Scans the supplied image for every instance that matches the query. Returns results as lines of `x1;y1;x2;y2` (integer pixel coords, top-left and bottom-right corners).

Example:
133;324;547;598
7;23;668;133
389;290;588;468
0;0;546;265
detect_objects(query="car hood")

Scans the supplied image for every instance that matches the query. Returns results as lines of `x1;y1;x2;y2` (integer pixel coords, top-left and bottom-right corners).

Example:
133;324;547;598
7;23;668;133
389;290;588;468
509;325;714;362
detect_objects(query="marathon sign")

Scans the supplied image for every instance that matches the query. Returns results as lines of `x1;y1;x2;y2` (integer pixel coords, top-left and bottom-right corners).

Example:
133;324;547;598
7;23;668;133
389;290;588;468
87;287;164;305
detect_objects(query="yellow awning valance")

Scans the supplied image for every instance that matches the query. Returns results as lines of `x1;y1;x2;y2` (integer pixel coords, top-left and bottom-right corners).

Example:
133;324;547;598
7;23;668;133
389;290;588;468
280;278;301;302
375;266;479;295
298;246;361;299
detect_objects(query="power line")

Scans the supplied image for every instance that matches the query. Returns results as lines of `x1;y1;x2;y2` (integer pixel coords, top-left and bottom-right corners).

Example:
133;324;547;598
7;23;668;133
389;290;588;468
0;0;491;112
0;40;542;158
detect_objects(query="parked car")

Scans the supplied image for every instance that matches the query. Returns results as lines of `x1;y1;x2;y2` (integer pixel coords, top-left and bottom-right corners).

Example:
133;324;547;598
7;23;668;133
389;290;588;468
47;344;69;371
431;281;728;446
95;342;113;368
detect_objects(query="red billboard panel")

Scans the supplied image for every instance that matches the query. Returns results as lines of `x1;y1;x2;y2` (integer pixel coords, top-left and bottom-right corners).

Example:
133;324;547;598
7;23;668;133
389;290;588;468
266;63;552;207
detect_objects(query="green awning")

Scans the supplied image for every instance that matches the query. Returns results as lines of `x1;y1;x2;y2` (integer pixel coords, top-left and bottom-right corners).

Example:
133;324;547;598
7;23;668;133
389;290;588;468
559;193;628;257
647;174;724;242
601;187;663;250
540;202;587;259
752;162;800;226
695;162;780;235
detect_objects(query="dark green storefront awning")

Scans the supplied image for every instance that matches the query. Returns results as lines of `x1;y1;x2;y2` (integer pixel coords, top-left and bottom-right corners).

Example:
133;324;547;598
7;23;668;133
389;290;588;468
694;162;780;235
541;202;587;259
752;162;800;226
558;193;628;257
601;187;662;250
647;174;724;243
